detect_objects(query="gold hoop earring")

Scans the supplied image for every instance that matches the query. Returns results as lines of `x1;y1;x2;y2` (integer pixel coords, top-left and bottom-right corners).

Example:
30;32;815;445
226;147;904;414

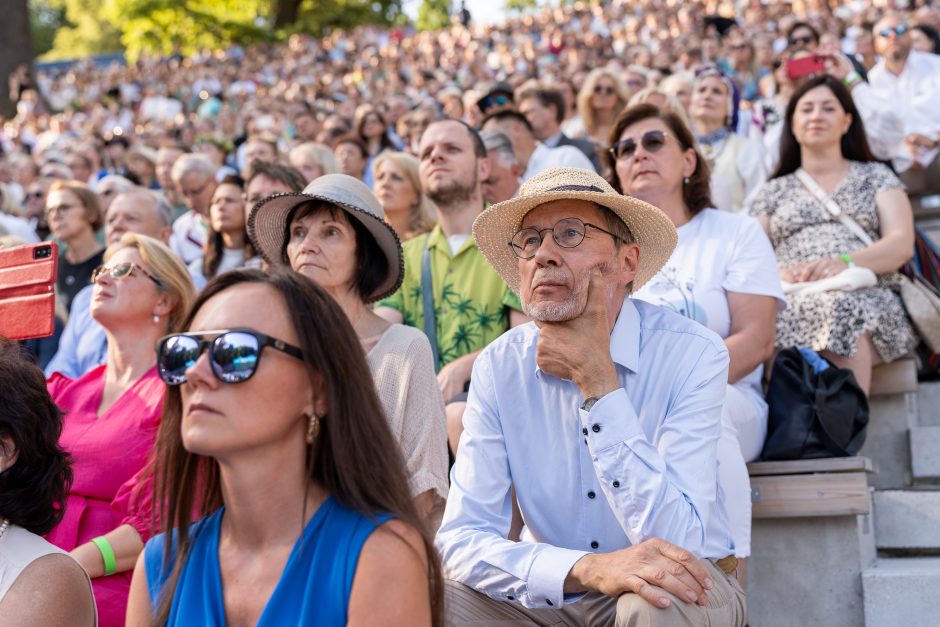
306;414;321;444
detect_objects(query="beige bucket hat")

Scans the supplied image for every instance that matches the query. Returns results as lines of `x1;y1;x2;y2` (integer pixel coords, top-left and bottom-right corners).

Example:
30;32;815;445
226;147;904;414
472;167;677;294
247;173;403;302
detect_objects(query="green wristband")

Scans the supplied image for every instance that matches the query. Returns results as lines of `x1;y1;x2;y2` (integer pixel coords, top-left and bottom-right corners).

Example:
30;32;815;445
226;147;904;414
92;536;117;575
842;71;860;87
839;253;856;267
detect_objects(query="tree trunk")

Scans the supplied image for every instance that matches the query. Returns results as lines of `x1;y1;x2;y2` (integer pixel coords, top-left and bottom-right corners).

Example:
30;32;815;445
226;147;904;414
0;0;34;119
274;0;303;28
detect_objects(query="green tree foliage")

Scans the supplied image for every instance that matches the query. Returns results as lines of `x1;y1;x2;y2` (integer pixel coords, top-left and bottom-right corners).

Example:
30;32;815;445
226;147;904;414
417;0;451;31
30;0;67;57
505;0;539;14
38;0;404;62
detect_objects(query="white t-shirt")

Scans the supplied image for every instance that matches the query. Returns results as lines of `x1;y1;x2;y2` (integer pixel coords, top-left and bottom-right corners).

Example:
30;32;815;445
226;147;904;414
170;210;208;266
523;143;596;182
632;209;786;396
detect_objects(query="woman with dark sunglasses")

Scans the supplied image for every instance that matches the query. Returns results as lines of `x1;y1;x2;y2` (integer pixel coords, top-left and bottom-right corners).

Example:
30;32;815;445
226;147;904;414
607;103;785;593
44;233;195;627
126;269;441;626
567;69;631;147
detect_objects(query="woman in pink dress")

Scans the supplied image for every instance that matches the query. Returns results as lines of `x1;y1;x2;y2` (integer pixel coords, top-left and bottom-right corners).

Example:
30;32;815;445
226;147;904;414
46;233;195;626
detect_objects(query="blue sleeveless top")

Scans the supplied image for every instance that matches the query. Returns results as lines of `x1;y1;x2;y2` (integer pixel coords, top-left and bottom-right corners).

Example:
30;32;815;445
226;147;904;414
144;496;389;626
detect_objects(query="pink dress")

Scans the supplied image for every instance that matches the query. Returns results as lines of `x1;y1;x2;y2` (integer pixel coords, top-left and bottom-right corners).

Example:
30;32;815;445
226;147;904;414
46;364;164;627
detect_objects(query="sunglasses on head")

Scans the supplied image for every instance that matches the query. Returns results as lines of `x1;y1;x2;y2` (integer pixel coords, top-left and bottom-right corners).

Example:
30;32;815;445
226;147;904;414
480;94;511;111
156;328;305;385
593;85;616;95
877;24;908;38
608;130;670;161
789;35;816;47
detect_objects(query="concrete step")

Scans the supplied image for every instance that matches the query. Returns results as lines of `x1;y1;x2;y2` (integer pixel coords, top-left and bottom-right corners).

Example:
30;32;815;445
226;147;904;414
873;490;940;550
862;393;916;488
863;557;940;627
910;425;940;480
918;381;940;426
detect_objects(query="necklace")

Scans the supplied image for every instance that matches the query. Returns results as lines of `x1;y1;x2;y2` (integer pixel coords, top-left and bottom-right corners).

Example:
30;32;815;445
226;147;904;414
0;517;10;542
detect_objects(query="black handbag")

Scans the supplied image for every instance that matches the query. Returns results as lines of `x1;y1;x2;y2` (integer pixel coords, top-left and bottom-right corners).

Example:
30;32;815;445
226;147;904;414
761;348;869;461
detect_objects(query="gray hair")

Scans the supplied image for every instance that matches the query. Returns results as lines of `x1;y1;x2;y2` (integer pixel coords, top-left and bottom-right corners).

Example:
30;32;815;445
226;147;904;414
97;174;136;195
170;153;216;183
111;188;174;228
481;130;518;165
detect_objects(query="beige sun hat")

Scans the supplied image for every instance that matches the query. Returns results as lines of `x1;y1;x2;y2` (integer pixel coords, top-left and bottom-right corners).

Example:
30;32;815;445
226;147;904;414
472;167;677;294
247;173;403;302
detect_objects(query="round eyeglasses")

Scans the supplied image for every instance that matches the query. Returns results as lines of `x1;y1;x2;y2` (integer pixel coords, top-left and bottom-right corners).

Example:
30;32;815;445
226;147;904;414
509;217;627;260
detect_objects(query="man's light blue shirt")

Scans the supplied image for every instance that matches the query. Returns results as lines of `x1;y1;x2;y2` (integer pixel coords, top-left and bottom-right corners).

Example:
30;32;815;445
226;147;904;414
44;285;106;378
435;298;734;609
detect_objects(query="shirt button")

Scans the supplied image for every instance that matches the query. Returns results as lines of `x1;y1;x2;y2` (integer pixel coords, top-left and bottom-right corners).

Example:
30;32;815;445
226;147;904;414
612;480;621;488
507;595;515;601
587;490;596;499
582;427;588;436
591;540;599;549
592;424;601;433
546;599;554;607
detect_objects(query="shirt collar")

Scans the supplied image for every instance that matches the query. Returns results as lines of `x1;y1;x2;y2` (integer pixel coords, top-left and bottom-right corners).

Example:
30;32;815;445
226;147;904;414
427;224;476;257
533;297;639;378
544;131;563;147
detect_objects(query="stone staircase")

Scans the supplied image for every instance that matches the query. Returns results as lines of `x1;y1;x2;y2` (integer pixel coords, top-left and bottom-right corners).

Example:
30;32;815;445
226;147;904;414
860;379;940;627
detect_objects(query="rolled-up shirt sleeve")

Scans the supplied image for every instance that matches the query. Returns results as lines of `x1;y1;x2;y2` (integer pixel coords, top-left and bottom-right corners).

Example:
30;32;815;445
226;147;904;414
579;338;728;554
436;349;588;608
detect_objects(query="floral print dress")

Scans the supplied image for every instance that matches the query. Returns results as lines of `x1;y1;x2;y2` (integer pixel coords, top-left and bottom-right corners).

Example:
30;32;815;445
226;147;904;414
748;160;916;361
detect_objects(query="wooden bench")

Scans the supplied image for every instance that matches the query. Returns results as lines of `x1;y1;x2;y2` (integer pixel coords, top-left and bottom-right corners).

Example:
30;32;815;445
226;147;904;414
747;457;875;627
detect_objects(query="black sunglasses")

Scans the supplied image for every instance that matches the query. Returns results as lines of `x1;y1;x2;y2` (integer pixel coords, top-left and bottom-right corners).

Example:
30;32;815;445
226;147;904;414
877;24;909;38
593;85;616;95
608;130;670;161
789;35;816;47
156;328;305;385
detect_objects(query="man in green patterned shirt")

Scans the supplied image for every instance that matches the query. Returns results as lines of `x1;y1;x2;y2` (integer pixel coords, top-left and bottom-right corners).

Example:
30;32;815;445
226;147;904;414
376;119;527;453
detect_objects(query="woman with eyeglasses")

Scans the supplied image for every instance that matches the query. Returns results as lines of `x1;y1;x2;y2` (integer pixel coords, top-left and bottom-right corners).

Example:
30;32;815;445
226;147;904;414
567;69;631;146
689;67;769;212
46;180;106;313
45;233;195;627
607;103;785;589
248;174;448;530
126;270;441;626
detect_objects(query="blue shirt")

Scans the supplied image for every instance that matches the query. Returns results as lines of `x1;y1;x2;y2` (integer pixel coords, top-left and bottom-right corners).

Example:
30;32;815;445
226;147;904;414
435;298;734;609
144;496;388;626
44;285;106;379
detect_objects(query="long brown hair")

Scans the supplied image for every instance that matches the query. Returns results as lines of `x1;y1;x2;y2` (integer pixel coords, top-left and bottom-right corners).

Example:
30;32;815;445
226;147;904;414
150;269;443;625
606;103;714;216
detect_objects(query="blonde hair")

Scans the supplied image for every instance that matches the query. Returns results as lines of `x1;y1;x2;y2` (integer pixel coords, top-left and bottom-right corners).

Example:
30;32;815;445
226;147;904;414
626;88;692;130
577;69;631;138
48;180;103;231
0;183;22;217
288;142;339;179
104;233;196;333
371;151;436;239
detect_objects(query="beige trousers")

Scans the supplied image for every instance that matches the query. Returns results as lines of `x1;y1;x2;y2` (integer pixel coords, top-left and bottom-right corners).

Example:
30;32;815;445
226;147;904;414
443;559;746;627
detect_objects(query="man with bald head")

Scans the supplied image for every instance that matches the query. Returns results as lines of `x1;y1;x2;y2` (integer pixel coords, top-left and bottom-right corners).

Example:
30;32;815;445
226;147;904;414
45;189;181;378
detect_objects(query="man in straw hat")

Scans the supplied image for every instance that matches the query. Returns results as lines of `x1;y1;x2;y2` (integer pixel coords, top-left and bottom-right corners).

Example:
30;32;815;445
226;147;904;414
436;167;745;625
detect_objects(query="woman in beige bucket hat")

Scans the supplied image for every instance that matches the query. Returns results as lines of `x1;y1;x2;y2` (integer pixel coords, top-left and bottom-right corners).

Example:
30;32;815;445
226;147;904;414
248;174;449;529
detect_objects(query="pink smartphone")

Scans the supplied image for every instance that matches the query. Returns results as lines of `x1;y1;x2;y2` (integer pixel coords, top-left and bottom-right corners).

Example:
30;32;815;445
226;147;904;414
0;241;58;341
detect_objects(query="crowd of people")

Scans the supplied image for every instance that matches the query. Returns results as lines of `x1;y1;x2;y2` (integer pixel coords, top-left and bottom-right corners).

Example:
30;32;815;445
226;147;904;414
1;1;939;625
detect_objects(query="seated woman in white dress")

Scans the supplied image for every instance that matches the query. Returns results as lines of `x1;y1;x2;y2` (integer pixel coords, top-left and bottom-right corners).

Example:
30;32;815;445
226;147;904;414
0;340;96;625
606;103;786;586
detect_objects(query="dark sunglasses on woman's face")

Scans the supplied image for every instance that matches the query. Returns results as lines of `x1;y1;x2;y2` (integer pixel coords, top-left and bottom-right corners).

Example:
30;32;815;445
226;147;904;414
156;328;305;385
788;35;815;47
608;130;670;161
593;85;616;95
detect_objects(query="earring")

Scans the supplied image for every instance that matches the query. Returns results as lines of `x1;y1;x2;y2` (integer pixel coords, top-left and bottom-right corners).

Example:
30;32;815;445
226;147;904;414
306;414;321;444
152;314;160;324
683;177;690;185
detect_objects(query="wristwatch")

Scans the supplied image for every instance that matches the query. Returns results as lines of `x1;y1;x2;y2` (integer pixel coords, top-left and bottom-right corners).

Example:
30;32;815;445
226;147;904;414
581;396;600;412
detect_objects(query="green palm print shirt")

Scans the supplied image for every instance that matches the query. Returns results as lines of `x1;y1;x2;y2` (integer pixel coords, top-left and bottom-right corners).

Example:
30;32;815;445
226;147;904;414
377;225;522;369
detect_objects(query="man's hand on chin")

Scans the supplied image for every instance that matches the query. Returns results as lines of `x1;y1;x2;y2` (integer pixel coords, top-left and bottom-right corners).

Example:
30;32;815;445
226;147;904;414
564;538;714;609
535;269;619;399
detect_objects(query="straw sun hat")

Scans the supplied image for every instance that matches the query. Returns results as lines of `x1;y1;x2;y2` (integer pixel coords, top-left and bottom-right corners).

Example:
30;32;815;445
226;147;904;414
247;173;403;302
472;167;677;294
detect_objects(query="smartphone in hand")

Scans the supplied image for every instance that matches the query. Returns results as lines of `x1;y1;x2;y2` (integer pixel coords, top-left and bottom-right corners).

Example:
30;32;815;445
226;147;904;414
0;241;58;341
786;55;825;80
